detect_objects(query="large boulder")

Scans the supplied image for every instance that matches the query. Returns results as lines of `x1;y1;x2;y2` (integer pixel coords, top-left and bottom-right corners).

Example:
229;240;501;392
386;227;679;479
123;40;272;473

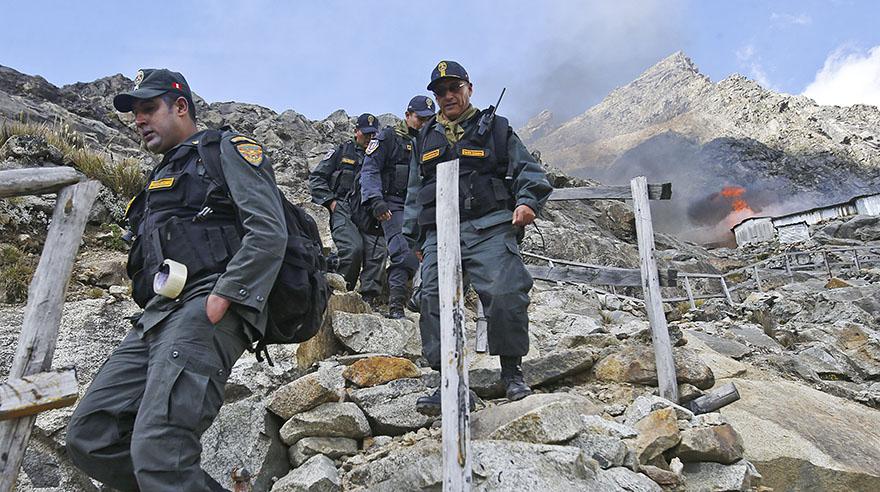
289;437;358;467
280;402;371;446
632;407;681;465
720;377;880;491
468;347;597;398
342;356;420;388
267;363;346;420
681;460;761;492
332;312;421;358
342;438;605;491
471;393;601;444
296;291;369;368
674;424;744;464
271;454;340;492
348;378;432;435
201;396;290;492
593;345;715;389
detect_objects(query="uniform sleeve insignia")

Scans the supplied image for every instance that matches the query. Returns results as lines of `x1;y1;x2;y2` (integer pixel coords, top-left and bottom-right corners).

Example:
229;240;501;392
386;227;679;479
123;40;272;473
422;148;441;162
340;157;356;165
323;149;335;160
235;142;264;166
365;139;379;155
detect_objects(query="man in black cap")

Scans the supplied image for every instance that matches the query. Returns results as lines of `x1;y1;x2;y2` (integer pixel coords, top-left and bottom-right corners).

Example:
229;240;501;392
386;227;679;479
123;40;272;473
404;61;553;415
66;68;287;491
309;113;387;304
359;96;435;318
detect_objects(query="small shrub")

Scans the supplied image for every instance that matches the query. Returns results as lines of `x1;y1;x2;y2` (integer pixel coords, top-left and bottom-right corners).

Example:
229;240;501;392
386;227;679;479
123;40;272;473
101;223;128;252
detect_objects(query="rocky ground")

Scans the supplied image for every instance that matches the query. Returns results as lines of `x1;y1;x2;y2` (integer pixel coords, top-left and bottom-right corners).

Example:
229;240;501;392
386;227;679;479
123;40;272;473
2;63;880;491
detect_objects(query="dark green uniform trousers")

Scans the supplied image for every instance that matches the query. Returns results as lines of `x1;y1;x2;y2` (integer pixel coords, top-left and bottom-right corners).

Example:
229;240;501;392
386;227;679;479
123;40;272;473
331;200;387;297
418;222;533;368
382;201;419;301
66;294;248;492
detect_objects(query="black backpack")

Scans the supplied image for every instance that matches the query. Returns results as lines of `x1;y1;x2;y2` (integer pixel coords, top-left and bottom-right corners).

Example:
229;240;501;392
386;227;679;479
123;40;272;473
198;130;330;362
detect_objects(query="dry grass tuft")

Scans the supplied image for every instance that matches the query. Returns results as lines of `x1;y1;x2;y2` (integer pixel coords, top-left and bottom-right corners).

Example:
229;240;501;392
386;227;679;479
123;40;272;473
0;119;143;197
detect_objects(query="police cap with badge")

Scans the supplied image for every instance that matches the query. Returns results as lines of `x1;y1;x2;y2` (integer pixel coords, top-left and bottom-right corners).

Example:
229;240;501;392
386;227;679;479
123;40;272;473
113;68;196;116
356;113;379;134
407;95;435;118
427;60;469;91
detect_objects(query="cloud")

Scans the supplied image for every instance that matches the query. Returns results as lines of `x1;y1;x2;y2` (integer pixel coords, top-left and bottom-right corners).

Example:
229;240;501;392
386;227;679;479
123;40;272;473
770;12;812;26
803;46;880;106
736;44;778;91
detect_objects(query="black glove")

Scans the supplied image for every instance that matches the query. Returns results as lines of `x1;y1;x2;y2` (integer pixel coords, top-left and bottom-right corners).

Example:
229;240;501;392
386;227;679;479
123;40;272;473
370;199;390;219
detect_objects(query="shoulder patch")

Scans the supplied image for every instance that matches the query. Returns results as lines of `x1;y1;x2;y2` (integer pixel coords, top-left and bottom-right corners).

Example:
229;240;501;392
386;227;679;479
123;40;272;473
365;139;379;155
322;148;336;160
235;142;264;166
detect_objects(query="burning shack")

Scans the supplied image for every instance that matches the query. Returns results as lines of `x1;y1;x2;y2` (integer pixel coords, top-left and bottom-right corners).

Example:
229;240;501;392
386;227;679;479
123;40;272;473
732;192;880;247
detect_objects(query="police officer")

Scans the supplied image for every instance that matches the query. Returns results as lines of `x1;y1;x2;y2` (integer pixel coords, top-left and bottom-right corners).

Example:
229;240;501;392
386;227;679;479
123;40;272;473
360;96;435;318
404;61;552;415
309;114;388;304
66;69;286;491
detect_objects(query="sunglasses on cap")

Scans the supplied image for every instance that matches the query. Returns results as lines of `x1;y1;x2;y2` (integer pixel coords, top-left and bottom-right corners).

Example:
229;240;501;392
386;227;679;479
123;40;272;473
432;80;467;98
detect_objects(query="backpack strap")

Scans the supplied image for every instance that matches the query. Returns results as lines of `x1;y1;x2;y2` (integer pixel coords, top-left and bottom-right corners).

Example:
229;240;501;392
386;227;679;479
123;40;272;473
197;129;227;192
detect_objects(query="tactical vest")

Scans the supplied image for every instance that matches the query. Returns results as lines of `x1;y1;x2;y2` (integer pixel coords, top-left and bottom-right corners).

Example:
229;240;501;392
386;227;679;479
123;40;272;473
416;110;511;227
329;141;362;197
125;136;242;307
381;129;414;199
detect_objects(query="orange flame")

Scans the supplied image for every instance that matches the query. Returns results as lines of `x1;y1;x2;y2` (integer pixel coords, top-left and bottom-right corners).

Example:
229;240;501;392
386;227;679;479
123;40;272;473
721;186;752;213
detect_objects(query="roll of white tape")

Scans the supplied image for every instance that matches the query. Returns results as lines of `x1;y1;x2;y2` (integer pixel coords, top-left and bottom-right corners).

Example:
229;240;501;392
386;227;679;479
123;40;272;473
153;259;187;299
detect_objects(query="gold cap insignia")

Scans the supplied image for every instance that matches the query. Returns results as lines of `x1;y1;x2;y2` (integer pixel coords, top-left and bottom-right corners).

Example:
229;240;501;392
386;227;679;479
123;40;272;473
426;98;433;108
438;62;447;77
134;70;144;90
368;115;374;125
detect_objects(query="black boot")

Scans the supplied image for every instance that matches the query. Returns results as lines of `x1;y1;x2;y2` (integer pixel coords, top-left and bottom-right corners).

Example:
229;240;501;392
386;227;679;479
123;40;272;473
387;297;405;319
416;387;478;416
500;356;532;401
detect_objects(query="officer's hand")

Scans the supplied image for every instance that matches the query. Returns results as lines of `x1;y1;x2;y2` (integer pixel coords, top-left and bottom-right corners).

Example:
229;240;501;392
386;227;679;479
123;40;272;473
329;200;337;213
206;294;231;324
415;249;424;262
512;204;536;227
371;199;391;221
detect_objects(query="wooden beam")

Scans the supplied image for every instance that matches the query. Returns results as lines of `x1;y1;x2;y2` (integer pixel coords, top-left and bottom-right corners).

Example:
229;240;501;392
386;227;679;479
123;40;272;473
0;167;84;198
526;264;677;287
435;159;472;491
474;299;488;354
631;176;678;403
548;182;672;201
0;180;100;492
719;276;734;305
0;369;78;421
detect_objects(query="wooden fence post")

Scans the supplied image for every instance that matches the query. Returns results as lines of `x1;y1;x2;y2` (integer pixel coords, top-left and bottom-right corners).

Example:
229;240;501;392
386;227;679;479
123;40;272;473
630;176;679;403
475;299;488;353
822;251;832;279
853;249;861;275
753;266;763;292
0;180;100;491
435;159;472;491
719;277;733;305
682;276;696;310
784;254;792;277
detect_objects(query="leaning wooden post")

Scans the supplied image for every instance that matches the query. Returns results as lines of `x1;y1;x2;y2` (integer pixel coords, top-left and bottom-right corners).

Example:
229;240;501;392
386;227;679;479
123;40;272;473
753;265;763;292
435;159;472;491
822;251;832;279
853;249;861;275
682;276;696;310
719;277;734;305
0;180;100;492
784;254;792;277
630;176;679;403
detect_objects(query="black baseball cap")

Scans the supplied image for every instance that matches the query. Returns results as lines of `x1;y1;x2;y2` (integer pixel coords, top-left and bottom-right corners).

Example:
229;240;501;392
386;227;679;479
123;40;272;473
407;95;436;118
356;113;379;134
427;60;469;91
113;68;194;113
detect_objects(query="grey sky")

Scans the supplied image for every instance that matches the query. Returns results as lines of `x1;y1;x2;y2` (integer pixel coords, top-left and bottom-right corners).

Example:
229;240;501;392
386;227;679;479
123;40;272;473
1;1;878;125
